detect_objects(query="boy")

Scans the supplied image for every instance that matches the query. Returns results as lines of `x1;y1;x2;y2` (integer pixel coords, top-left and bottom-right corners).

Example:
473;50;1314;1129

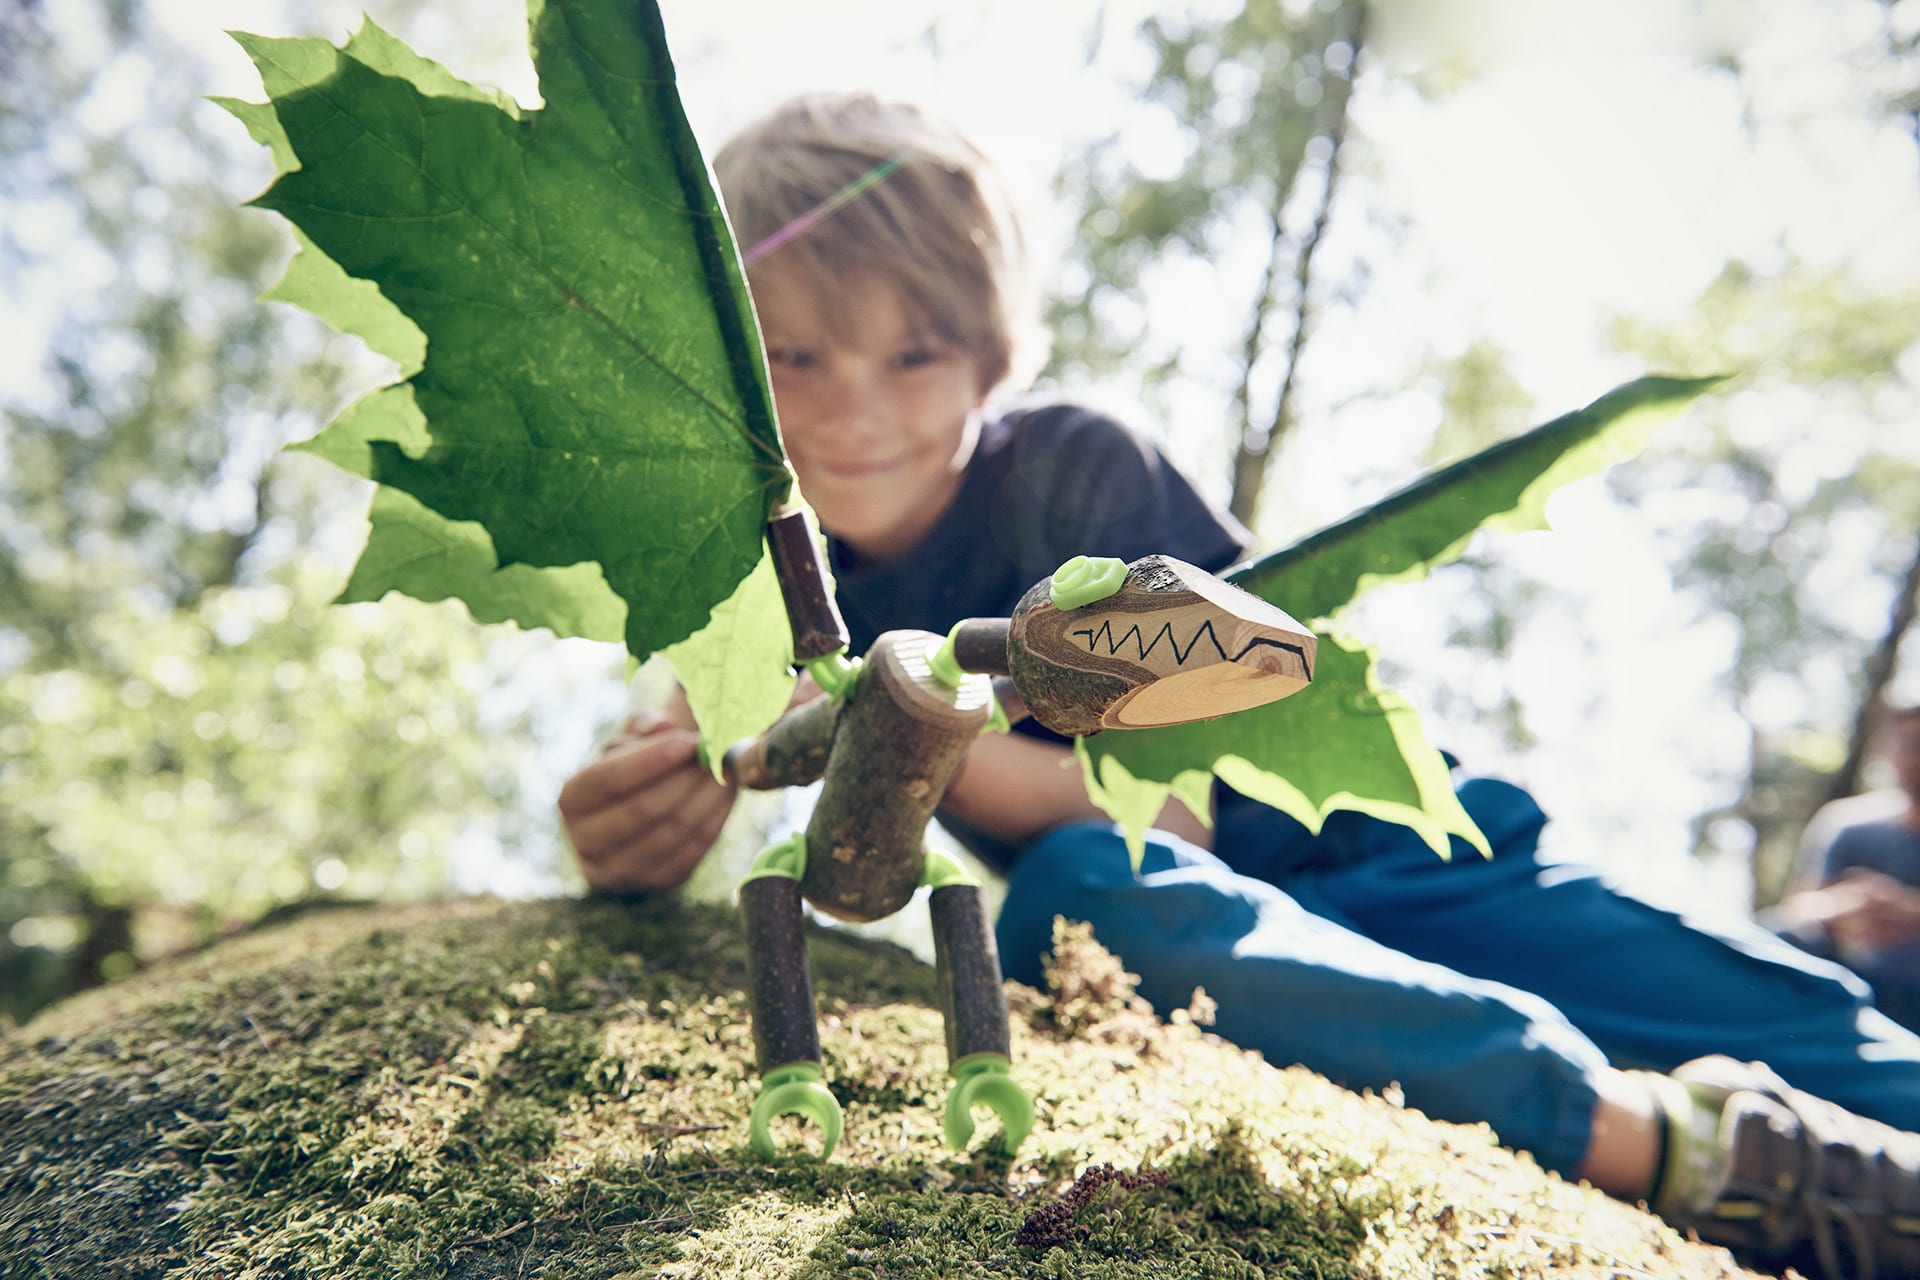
559;91;1920;1277
1771;705;1920;1031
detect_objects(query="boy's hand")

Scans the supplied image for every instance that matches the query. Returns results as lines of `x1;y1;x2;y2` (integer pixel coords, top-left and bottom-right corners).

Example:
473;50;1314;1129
1821;869;1920;953
559;709;737;893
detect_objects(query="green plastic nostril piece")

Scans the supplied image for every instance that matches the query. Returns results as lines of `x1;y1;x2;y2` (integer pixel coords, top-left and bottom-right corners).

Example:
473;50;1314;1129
943;1054;1034;1155
750;1062;844;1160
1048;555;1129;610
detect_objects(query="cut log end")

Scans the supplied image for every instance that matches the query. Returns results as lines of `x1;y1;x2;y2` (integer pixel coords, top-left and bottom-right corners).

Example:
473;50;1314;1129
1008;555;1317;736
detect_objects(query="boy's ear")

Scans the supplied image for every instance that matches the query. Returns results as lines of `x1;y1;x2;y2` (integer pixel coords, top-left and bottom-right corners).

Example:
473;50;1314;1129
971;361;994;408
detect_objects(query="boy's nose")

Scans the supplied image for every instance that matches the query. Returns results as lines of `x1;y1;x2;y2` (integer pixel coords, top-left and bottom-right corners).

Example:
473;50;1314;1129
820;373;888;437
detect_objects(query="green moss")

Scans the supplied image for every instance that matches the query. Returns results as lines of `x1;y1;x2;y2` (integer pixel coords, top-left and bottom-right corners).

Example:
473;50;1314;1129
1;896;1763;1278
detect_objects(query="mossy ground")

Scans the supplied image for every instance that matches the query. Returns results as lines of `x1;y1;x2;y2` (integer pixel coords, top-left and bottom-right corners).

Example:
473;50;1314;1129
1;895;1764;1279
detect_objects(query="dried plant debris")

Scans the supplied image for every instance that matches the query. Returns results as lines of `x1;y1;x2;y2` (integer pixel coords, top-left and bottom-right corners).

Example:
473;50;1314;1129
1014;1162;1172;1249
1037;918;1161;1050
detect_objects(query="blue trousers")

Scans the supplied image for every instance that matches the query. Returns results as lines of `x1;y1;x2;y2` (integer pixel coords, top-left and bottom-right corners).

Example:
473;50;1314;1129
993;779;1920;1175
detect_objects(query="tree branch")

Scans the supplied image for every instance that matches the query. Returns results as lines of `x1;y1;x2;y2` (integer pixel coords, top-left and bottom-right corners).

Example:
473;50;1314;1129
1228;21;1364;528
1226;207;1289;512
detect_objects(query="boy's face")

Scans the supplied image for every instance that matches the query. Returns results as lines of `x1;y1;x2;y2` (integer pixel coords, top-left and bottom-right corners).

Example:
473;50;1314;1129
751;262;989;563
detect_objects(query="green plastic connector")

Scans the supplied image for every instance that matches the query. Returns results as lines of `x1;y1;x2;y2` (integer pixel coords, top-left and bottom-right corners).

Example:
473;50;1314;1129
919;848;978;890
742;834;808;884
750;1061;844;1159
927;624;967;689
943;1054;1033;1155
1048;555;1129;610
982;688;1011;736
804;651;860;702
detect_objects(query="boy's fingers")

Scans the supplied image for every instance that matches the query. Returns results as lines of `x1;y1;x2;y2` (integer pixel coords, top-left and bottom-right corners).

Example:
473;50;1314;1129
601;709;676;755
567;756;732;865
560;730;700;817
578;776;735;891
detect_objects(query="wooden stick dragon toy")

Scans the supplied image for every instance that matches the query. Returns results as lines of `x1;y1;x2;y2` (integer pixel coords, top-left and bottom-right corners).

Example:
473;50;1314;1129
726;508;1316;1159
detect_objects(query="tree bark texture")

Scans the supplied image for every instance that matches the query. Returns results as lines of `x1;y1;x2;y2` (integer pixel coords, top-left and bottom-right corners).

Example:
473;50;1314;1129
725;695;839;791
739;875;822;1072
930;884;1012;1065
799;631;992;922
1008;556;1313;737
765;508;849;662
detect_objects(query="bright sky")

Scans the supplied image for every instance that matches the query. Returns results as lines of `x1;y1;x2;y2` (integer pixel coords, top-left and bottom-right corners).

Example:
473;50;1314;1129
89;0;1920;910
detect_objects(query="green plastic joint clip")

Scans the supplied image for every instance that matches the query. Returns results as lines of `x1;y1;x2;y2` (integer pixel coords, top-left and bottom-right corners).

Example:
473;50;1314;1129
982;688;1011;736
919;849;979;890
927;624;968;689
944;1054;1033;1155
930;629;1009;737
1048;555;1129;610
742;833;808;884
750;1061;844;1159
804;651;861;702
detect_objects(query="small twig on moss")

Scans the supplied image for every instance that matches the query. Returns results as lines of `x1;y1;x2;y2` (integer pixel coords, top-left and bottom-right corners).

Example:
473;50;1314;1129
630;1201;699;1232
459;1215;564;1248
242;1013;273;1054
1014;1163;1170;1250
598;966;652;1019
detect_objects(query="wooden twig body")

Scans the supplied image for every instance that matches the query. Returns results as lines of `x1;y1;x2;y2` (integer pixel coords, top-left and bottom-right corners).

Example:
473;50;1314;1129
800;631;993;922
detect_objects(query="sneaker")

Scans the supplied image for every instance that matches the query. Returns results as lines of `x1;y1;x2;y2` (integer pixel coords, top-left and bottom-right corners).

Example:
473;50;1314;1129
1662;1055;1920;1280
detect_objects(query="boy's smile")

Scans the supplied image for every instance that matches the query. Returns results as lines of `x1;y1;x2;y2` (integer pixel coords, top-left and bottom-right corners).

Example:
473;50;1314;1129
750;262;989;563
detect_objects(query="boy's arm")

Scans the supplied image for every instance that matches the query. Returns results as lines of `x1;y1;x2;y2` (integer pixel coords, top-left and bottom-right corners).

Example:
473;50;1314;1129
937;727;1213;850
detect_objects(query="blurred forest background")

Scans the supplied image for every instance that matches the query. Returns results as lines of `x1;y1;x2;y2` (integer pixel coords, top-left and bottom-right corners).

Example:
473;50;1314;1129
2;0;1916;1022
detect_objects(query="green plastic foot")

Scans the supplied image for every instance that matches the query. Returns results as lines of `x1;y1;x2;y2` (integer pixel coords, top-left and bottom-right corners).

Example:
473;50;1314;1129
750;1062;843;1160
943;1054;1033;1156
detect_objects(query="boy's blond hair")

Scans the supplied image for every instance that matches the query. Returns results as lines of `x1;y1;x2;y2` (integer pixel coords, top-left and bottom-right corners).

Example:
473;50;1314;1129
714;93;1042;394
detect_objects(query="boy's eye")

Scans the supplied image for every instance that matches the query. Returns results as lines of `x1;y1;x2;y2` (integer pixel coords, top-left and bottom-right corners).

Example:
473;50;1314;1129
768;349;816;370
891;348;940;370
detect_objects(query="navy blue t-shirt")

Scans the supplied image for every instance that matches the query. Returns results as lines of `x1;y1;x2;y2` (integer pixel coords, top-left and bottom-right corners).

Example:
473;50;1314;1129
824;401;1321;875
827;403;1249;652
1820;820;1920;889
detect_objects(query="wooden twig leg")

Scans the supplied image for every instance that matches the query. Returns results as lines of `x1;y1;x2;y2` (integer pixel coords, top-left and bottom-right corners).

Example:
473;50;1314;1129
930;883;1011;1064
739;872;841;1157
930;881;1032;1154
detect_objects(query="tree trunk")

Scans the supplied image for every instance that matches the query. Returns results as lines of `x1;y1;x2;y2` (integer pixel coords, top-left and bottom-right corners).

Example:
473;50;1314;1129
1824;534;1920;806
1227;18;1364;529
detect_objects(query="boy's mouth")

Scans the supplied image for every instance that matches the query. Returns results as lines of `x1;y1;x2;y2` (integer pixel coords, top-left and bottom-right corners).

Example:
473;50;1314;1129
807;457;905;479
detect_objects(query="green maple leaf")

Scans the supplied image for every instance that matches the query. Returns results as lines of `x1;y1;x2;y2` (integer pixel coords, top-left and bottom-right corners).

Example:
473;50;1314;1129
1085;375;1725;859
226;1;795;749
1228;376;1725;612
